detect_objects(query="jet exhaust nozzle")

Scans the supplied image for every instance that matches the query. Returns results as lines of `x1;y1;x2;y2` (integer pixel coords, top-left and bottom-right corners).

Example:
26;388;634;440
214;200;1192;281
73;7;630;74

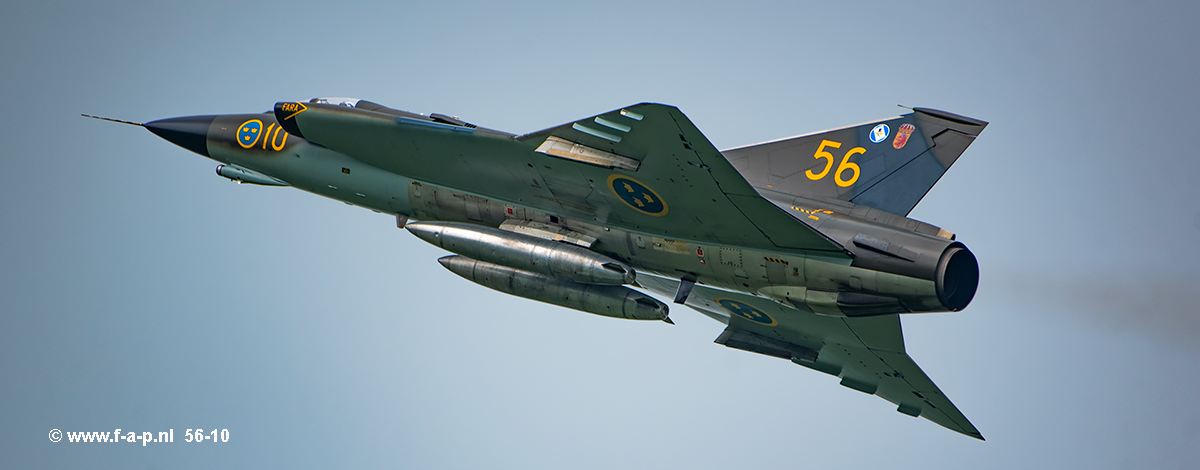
935;244;978;311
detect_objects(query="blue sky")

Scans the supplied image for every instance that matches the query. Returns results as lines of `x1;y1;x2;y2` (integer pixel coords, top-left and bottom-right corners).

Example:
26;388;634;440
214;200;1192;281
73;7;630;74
3;1;1199;467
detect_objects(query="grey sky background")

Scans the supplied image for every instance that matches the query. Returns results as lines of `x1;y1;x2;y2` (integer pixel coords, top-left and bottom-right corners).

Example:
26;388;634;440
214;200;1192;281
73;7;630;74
3;0;1198;468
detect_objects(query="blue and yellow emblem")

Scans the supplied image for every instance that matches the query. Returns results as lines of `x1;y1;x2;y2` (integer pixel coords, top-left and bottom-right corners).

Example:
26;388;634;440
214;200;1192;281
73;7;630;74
237;119;264;149
608;175;667;216
715;297;777;326
235;118;289;151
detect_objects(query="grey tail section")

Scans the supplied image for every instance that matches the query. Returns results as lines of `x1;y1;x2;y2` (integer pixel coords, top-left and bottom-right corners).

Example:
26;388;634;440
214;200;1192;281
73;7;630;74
721;108;987;216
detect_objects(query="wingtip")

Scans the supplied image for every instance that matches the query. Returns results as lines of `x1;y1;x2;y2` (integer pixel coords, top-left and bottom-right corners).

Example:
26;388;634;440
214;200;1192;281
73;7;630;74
955;425;985;441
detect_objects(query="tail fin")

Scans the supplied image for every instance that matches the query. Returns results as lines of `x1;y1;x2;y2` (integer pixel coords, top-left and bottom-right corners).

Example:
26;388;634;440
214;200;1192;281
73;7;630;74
722;108;987;216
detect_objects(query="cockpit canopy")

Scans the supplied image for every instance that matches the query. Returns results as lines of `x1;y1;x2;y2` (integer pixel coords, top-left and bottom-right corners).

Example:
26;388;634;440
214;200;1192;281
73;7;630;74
298;97;515;138
308;97;360;107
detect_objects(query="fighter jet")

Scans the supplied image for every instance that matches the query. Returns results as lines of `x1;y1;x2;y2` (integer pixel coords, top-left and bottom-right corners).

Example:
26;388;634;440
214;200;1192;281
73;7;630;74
87;98;986;439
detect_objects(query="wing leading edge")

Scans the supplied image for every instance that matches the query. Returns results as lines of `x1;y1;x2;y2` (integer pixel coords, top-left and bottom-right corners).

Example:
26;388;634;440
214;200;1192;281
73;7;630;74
517;103;847;255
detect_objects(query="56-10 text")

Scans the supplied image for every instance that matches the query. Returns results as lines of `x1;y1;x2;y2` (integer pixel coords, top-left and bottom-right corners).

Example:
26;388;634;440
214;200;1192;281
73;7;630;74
184;428;230;443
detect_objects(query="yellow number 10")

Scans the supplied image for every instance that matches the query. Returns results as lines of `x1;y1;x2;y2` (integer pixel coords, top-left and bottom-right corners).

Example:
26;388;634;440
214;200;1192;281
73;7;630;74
805;139;863;187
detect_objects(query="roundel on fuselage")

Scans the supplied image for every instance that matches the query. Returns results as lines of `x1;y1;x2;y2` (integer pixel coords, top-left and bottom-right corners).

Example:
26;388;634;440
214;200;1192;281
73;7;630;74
237;119;264;148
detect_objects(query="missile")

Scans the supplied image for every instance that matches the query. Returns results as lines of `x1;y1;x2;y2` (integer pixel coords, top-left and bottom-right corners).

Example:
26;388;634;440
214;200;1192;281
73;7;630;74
438;255;670;322
215;164;289;186
407;221;635;285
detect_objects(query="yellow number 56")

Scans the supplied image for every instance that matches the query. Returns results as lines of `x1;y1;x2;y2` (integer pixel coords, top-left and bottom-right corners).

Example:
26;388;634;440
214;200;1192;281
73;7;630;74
805;139;863;187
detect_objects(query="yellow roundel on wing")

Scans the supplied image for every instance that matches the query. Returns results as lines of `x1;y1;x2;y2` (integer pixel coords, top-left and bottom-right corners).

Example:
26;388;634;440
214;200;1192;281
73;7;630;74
608;174;668;216
237;119;264;149
714;297;778;326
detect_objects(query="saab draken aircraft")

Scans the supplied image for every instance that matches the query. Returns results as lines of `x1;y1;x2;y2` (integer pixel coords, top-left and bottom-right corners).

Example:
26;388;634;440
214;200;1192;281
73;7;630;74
86;98;987;439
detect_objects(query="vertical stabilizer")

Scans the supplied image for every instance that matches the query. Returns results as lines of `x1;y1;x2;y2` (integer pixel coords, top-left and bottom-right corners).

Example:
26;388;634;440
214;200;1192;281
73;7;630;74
722;108;986;216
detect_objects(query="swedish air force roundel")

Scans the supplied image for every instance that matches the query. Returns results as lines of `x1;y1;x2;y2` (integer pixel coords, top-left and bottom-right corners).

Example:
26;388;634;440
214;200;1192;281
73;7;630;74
237;119;264;149
715;297;777;326
608;175;668;216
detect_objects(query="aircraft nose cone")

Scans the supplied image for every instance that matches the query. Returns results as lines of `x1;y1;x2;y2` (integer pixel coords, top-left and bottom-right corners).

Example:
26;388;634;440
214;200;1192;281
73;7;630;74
144;115;216;157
